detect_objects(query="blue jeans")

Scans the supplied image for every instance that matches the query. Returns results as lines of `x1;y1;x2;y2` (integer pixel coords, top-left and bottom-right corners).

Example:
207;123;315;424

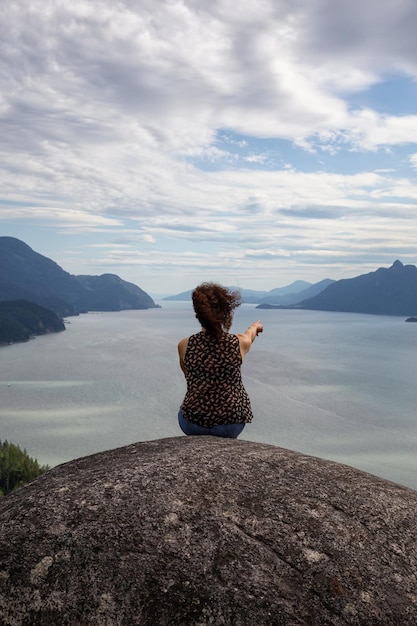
178;408;245;438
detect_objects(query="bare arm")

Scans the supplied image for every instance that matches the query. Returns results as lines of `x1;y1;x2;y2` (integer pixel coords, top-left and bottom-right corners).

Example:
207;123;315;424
237;320;263;360
177;337;189;377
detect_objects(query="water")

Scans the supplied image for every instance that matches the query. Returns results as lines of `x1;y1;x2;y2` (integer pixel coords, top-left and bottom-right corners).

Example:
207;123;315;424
1;303;416;490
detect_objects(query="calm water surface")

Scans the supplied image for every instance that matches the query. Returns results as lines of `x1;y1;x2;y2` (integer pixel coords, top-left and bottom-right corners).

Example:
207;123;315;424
1;302;416;489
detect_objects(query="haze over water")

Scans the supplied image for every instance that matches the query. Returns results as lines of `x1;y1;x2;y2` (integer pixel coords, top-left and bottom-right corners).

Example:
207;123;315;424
1;302;416;490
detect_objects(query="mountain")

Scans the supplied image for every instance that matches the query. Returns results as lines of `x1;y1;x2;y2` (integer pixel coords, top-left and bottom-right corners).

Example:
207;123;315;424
241;281;317;304
73;274;157;312
0;237;158;315
163;287;273;303
295;260;417;316
163;289;193;302
258;279;335;306
265;280;311;297
163;280;333;305
0;300;65;345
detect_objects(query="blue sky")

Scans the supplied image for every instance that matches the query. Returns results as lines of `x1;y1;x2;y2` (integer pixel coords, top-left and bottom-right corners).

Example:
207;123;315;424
1;0;417;295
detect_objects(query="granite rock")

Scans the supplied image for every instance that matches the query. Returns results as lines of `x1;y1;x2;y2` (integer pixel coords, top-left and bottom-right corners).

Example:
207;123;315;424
1;436;416;625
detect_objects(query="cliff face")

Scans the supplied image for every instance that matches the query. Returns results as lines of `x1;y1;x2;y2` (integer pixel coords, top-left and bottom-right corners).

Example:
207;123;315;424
0;437;416;625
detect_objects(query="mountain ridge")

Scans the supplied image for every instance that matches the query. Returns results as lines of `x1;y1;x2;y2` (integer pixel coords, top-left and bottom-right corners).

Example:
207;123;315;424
164;279;334;305
0;237;158;316
257;260;417;316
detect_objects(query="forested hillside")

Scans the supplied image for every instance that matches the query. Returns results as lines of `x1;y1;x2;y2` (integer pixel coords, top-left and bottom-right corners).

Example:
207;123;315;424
0;300;65;345
0;440;49;496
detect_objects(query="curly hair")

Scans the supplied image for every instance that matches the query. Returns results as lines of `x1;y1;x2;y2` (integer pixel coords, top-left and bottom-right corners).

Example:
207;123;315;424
192;282;241;339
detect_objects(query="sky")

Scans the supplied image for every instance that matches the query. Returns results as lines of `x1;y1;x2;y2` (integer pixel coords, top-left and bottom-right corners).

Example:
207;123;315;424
1;0;417;296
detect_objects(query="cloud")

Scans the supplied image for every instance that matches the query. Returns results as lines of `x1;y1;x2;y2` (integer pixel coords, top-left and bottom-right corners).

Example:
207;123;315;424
1;1;417;291
409;153;417;171
0;204;121;228
298;0;417;74
3;0;416;159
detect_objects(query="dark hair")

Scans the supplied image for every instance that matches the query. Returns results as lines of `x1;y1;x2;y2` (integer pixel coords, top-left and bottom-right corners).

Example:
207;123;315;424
192;282;241;339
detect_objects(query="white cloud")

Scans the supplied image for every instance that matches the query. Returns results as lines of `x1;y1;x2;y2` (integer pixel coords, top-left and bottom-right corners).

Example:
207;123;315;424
408;153;417;171
1;0;417;291
0;205;121;228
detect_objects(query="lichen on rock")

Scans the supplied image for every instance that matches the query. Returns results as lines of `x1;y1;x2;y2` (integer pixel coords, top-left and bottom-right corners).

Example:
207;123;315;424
0;436;416;625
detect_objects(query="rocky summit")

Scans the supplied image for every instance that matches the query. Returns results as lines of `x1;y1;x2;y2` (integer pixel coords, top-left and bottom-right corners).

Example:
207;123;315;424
0;436;416;625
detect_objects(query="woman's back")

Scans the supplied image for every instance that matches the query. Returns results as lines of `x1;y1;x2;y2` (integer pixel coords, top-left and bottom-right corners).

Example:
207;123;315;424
181;331;253;427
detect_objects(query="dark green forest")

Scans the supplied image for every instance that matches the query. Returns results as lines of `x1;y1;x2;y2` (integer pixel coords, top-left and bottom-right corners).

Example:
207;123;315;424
0;299;65;345
0;440;49;496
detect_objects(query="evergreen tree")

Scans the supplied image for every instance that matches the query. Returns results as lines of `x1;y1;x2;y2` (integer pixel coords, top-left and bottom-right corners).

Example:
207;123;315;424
0;440;49;496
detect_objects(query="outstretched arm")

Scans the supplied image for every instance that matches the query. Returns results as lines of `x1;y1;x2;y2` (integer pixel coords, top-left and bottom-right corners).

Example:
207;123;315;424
237;320;263;360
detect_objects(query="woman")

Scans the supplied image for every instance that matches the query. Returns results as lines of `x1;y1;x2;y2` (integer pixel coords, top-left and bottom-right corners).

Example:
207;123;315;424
178;282;263;438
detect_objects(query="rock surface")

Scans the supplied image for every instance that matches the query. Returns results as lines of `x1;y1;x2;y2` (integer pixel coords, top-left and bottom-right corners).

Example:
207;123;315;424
1;436;416;625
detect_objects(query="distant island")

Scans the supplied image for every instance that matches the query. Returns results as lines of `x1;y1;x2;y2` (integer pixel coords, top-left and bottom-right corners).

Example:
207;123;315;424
256;260;417;317
0;236;159;317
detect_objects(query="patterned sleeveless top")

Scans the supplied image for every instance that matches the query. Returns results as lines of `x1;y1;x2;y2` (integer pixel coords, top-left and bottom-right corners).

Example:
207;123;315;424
181;331;254;427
